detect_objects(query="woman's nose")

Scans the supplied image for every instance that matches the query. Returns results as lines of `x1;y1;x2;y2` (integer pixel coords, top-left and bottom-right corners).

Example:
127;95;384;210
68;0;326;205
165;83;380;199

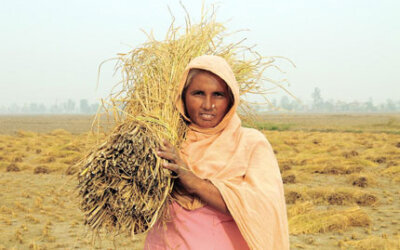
202;97;213;110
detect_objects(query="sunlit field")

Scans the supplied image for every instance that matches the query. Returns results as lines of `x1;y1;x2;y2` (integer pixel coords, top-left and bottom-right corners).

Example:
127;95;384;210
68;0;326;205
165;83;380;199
0;114;399;249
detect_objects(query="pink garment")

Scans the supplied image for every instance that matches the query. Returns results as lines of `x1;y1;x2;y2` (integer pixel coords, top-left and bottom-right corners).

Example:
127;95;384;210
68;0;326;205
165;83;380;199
144;201;250;250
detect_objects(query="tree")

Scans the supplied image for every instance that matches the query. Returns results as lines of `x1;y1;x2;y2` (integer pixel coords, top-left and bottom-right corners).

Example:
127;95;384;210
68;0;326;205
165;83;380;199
9;103;20;113
385;99;397;112
50;103;62;113
364;97;376;112
38;103;47;113
80;99;90;113
311;87;323;110
64;99;76;113
280;96;292;110
29;103;39;113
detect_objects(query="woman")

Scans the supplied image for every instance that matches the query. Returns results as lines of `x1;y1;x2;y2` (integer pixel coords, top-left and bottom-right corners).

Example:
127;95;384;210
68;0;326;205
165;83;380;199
145;55;289;249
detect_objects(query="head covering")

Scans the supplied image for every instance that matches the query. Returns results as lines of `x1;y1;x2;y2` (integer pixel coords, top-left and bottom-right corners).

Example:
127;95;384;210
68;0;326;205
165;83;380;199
176;55;240;135
174;55;289;249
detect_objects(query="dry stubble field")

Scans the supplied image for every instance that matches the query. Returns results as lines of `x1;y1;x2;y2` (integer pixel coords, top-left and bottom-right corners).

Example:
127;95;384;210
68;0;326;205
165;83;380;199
0;114;399;249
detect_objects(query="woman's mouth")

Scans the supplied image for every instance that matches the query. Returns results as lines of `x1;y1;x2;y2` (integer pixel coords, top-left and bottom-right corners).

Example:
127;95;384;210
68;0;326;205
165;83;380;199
199;113;215;121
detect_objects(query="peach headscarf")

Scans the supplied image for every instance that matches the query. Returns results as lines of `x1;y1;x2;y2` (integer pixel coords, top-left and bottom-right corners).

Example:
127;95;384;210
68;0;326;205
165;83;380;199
174;55;289;250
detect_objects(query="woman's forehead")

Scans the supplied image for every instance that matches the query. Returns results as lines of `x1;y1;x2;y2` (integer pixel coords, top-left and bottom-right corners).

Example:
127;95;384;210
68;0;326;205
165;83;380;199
188;72;229;91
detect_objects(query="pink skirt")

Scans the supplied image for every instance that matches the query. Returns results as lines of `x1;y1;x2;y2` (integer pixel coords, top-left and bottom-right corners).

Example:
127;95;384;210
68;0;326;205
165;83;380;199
145;202;249;250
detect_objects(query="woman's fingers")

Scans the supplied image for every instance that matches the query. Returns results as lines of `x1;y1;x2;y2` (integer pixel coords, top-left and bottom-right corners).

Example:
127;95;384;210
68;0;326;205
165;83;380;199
162;162;190;177
158;140;174;153
157;150;177;162
162;161;179;173
158;139;180;157
158;139;188;172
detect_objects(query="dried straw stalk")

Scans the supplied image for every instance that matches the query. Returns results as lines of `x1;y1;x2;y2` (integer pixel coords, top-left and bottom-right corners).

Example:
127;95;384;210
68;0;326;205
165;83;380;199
77;6;292;237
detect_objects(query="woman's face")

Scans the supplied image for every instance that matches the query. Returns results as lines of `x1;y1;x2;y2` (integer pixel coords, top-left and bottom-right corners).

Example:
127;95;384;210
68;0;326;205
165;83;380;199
184;71;232;128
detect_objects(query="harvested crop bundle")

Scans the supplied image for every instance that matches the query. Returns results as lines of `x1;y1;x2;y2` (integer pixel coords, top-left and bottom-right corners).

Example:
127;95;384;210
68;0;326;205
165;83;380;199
77;7;292;237
78;121;173;234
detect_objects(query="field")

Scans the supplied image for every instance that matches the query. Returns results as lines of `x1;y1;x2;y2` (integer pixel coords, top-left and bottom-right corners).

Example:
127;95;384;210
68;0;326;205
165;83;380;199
0;114;399;249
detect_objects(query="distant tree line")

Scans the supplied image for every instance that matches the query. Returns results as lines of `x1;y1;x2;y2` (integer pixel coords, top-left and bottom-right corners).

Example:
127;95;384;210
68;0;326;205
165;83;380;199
261;87;400;113
0;99;99;114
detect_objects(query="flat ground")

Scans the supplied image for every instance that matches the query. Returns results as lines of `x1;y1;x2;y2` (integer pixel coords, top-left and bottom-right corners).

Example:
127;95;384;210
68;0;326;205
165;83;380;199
0;114;399;249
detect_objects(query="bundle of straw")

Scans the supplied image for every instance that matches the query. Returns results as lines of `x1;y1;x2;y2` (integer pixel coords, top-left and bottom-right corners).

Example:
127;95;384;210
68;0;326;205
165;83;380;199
78;6;292;236
78;121;170;234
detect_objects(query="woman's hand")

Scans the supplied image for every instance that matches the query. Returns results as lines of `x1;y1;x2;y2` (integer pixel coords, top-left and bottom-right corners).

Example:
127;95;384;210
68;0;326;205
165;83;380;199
157;139;230;215
157;139;201;194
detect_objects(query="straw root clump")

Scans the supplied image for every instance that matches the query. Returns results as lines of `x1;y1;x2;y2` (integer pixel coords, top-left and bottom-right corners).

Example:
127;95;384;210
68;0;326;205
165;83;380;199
78;121;172;234
6;163;20;172
282;172;296;184
34;166;51;174
348;173;376;188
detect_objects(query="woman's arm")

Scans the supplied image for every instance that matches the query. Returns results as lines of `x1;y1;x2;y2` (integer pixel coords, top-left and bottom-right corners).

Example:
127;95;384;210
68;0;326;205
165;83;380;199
157;140;230;215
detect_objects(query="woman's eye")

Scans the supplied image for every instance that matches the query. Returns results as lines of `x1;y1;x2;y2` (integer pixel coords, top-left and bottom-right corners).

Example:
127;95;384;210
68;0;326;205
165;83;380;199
192;91;204;96
214;92;225;97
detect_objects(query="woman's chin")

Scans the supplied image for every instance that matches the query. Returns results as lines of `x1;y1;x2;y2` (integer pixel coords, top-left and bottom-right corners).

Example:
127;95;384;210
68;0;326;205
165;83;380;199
194;119;218;129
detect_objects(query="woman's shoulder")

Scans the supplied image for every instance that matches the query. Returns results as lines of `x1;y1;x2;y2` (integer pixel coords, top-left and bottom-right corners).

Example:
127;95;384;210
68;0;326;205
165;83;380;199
240;127;270;144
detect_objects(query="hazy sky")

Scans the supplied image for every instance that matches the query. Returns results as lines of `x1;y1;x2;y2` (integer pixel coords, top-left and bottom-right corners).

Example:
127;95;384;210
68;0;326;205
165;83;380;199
1;0;399;106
